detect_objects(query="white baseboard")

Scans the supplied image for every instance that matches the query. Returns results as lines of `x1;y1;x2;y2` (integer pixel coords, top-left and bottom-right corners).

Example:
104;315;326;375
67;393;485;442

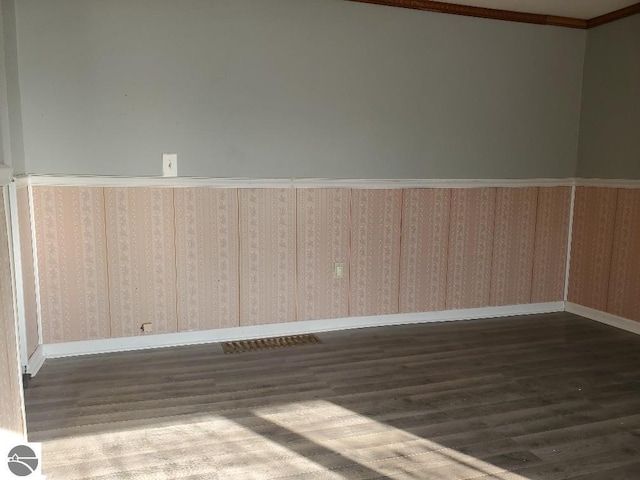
565;302;640;336
26;345;45;376
42;302;564;359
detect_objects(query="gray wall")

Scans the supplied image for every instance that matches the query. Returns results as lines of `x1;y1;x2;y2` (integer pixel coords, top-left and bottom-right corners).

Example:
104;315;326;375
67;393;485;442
16;0;586;178
577;14;640;179
0;1;9;165
0;0;25;173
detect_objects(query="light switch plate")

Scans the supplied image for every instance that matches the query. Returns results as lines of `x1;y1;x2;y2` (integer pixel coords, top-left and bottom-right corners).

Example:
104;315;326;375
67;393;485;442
162;153;177;177
334;262;345;279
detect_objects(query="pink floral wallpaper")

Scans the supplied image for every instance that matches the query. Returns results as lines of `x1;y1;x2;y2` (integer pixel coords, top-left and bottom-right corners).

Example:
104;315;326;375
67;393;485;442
491;188;538;306
350;190;402;317
297;189;350;321
531;187;571;303
0;187;25;435
239;189;297;325
33;186;110;343
399;189;450;313
17;187;39;356
607;189;640;322
174;188;240;331
447;188;496;310
568;187;618;311
105;188;178;337
28;182;633;345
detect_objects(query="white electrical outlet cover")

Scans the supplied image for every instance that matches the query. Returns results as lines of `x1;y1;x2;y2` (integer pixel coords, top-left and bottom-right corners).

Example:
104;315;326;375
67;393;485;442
162;153;178;177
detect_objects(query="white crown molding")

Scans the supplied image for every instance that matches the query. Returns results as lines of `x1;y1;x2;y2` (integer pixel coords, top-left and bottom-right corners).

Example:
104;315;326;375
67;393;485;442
42;302;563;359
575;178;640;189
0;165;13;186
566;302;640;336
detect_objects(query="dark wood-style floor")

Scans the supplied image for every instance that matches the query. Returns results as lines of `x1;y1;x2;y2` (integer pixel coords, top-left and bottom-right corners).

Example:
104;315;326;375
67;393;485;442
25;313;640;480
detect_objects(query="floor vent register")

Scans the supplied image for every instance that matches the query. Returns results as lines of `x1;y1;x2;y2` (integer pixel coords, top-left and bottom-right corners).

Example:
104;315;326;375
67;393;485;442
222;334;321;353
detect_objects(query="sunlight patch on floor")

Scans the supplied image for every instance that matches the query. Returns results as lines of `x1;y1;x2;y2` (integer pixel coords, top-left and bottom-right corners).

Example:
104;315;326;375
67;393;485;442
36;401;535;479
252;400;532;480
38;414;348;479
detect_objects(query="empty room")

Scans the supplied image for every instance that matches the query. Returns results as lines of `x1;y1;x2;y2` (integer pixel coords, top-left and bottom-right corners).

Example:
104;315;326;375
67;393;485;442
0;0;639;478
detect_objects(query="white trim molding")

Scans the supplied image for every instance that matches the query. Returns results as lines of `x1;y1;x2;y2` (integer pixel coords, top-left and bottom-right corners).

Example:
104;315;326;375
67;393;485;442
2;183;28;435
27;185;44;346
28;174;295;189
566;302;640;336
13;175;29;188
27;174;577;189
7;183;28;370
293;178;575;189
43;302;564;359
18;175;640;190
563;185;576;301
575;178;640;189
26;345;45;376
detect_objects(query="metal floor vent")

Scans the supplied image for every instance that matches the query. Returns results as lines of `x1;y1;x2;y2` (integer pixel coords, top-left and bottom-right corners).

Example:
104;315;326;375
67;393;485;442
222;334;321;354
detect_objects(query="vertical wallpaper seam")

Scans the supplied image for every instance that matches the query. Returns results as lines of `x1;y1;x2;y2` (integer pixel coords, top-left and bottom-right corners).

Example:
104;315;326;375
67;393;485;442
101;187;112;339
488;188;498;307
294;189;299;324
347;189;353;318
528;187;541;304
605;189;620;314
237;189;243;326
443;189;453;311
172;189;179;333
396;189;404;315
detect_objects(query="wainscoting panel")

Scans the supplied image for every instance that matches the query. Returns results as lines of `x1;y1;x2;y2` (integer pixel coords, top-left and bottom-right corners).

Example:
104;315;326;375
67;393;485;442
105;188;178;337
350;190;402;317
446;188;496;309
239;189;297;326
531;187;572;302
0;187;25;435
17;187;39;356
174;188;240;331
296;189;350;321
491;188;538;306
568;187;618;311
608;189;640;322
399;189;450;313
25;179;640;353
33;186;110;343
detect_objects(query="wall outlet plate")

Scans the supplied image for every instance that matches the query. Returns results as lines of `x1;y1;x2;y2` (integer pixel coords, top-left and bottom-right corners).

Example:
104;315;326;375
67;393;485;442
162;153;177;177
334;262;345;279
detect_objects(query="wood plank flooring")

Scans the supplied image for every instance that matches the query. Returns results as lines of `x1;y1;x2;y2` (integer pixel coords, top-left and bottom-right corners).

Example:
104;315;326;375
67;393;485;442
24;312;640;479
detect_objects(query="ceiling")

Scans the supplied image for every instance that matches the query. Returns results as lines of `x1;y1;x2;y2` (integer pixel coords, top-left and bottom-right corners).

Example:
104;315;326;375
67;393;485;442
434;0;638;19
